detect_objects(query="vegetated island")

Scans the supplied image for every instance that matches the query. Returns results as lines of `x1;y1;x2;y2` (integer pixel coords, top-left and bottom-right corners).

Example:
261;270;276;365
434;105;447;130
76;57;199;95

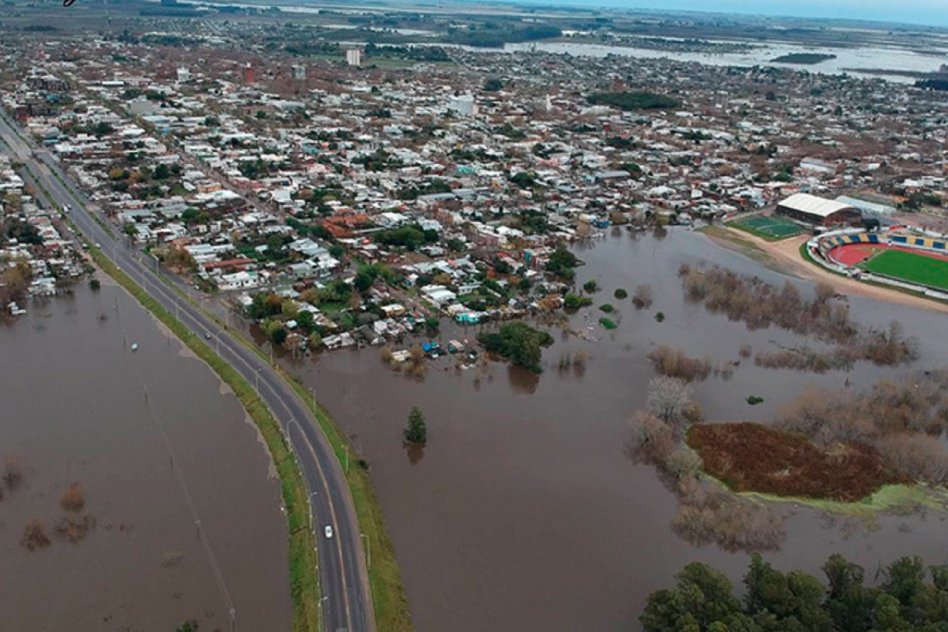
630;369;948;553
771;52;837;65
686;368;948;508
586;91;680;111
687;423;903;502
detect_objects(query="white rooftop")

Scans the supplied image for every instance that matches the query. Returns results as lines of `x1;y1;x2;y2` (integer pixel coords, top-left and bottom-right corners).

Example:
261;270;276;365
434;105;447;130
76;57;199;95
779;193;855;218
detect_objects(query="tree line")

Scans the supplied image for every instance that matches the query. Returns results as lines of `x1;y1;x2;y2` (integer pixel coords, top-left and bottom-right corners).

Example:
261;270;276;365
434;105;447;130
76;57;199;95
642;553;948;632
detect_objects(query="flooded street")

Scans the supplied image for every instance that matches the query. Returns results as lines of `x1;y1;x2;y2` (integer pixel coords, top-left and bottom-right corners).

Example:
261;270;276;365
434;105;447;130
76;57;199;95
295;229;948;632
0;283;291;631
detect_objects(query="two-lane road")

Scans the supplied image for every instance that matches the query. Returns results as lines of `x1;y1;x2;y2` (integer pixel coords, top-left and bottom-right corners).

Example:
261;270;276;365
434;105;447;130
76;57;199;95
0;112;373;632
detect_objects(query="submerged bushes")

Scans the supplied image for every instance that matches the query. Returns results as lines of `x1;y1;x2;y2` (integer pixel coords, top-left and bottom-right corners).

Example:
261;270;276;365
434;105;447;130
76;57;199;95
678;264;918;370
775;370;948;486
647;345;712;382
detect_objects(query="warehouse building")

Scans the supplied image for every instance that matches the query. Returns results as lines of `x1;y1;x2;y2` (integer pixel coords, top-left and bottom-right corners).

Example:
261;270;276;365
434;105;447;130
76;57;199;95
776;193;861;226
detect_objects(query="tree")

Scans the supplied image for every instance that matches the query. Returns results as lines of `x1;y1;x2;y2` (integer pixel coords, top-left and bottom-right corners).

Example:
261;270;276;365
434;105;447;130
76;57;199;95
882;556;925;615
823;554;876;632
641;562;741;632
477;322;554;373
646;377;693;424
545;246;579;279
404;406;427;445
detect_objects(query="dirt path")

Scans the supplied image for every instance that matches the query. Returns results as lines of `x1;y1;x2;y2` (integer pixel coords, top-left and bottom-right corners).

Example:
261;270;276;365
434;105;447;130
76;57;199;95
704;226;948;315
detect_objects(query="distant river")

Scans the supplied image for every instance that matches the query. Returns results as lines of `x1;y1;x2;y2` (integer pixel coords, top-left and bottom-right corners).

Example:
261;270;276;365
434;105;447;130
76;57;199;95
498;40;948;83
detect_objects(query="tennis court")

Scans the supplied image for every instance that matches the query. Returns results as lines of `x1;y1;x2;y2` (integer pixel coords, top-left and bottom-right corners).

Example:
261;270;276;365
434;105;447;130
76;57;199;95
728;215;804;240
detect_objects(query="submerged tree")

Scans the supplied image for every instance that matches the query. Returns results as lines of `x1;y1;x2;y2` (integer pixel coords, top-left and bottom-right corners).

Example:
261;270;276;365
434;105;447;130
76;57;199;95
404;406;427;445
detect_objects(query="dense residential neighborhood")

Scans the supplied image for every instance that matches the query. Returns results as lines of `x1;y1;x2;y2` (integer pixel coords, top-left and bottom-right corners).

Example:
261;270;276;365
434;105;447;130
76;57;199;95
2;4;948;632
2;26;945;344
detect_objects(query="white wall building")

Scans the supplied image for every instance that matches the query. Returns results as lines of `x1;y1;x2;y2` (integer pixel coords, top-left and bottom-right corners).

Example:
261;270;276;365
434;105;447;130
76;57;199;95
448;94;477;118
346;48;363;67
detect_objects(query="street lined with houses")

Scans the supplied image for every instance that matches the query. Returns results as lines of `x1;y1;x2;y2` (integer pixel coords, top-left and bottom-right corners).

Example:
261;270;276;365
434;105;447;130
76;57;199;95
0;110;373;632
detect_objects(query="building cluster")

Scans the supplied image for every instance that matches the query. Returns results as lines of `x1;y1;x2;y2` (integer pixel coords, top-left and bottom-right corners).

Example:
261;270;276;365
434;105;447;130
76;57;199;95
0;28;945;343
0;154;87;316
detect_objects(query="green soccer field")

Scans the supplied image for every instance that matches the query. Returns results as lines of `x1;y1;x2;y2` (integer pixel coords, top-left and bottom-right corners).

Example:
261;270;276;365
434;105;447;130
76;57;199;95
727;215;804;240
862;249;948;292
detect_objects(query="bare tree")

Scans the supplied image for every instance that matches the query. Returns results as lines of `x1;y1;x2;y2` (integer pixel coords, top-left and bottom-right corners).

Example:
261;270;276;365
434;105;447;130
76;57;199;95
632;284;654;309
646;377;694;424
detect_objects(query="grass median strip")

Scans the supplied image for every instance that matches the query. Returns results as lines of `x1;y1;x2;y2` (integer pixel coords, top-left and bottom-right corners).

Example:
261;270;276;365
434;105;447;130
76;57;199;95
89;248;321;632
169;286;413;631
284;376;413;632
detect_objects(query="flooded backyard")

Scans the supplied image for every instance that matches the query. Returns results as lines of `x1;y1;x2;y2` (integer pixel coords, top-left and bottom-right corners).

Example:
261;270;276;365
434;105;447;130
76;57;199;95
0;282;291;631
292;229;948;632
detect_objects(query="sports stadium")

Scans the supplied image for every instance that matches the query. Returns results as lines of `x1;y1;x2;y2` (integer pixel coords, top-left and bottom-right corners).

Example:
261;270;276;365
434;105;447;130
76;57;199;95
808;228;948;299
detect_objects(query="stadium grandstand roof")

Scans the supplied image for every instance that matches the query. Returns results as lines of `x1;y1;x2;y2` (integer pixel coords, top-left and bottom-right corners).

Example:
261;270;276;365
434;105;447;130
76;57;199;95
779;193;856;218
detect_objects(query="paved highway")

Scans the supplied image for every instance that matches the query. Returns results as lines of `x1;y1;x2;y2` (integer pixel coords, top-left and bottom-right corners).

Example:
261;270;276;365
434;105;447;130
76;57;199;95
0;112;373;632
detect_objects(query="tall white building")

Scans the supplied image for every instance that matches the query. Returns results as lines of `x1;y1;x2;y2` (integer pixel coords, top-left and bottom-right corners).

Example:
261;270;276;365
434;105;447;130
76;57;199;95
176;67;191;82
291;64;306;80
346;48;362;67
448;94;477;118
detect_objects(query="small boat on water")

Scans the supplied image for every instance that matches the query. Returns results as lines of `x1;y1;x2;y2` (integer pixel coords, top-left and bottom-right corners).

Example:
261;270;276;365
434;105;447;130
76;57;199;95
131;342;139;352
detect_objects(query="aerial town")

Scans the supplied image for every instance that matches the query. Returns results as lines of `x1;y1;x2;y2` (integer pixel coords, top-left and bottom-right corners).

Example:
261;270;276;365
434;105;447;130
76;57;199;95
2;17;945;344
1;2;947;632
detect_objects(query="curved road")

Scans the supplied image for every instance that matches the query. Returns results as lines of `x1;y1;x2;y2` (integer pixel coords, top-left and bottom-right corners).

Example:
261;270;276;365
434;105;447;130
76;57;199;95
0;113;373;632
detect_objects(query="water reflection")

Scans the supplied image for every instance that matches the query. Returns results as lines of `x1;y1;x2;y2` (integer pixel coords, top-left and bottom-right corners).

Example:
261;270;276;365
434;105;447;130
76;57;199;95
405;443;425;466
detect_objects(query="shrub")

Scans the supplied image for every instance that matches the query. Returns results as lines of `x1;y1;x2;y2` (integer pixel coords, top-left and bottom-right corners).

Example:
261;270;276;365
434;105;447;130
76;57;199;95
598;303;615;313
22;520;51;551
60;483;85;512
614;288;628;300
672;483;785;552
3;459;22;490
632;284;653;309
746;395;764;405
582;280;599;293
599;317;617;330
563;293;592;309
647;345;712;382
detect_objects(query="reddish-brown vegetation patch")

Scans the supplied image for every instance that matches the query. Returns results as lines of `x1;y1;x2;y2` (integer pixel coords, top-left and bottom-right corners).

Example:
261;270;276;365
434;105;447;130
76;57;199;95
687;423;903;502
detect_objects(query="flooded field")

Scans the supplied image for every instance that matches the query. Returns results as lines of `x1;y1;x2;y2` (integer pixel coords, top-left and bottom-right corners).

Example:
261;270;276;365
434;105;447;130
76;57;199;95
0;283;291;631
500;41;948;83
293;229;948;632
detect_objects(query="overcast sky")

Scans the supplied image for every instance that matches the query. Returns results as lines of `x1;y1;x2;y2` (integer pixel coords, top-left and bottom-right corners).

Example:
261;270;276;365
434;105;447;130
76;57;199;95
520;0;948;28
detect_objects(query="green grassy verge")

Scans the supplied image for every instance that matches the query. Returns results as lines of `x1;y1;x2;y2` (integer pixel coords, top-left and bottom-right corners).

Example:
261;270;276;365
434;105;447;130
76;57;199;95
89;248;321;632
173;289;412;630
862;249;948;292
283;376;413;632
738;484;948;517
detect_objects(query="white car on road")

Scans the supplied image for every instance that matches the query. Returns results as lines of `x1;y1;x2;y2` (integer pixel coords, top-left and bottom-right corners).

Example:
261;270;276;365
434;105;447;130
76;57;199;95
324;525;334;539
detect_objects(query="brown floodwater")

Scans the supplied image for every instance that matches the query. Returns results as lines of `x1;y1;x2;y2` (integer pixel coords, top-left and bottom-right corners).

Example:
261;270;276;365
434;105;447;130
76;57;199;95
286;229;948;632
0;282;291;631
